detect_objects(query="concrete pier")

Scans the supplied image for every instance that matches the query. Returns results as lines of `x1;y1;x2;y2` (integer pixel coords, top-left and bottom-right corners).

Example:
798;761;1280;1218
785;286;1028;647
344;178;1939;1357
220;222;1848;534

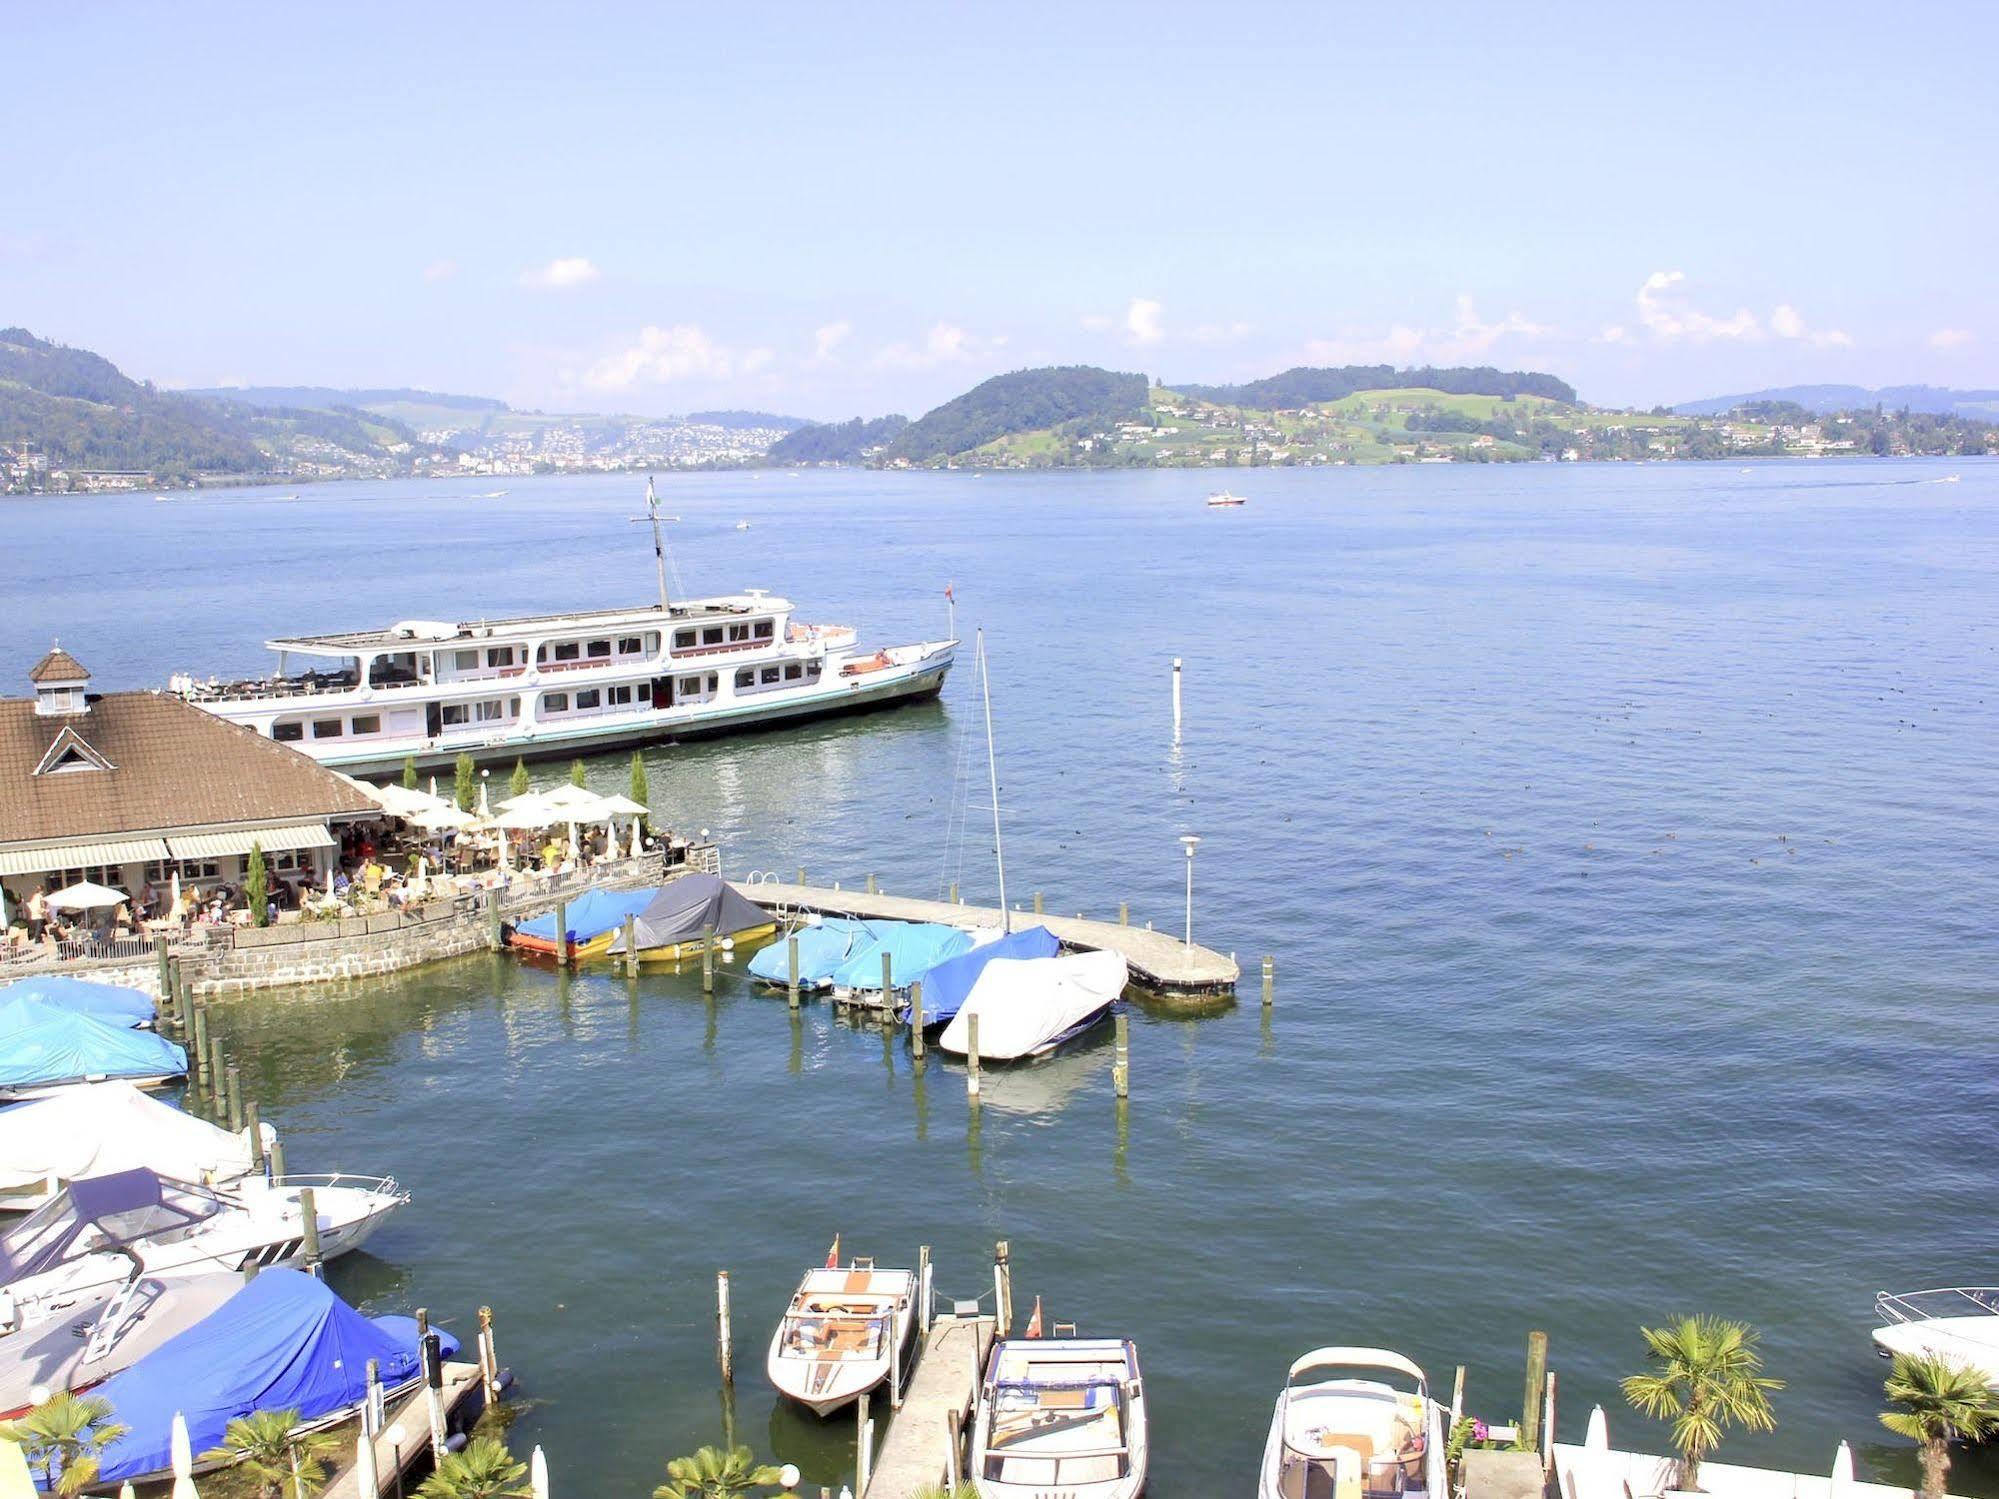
734;881;1238;995
860;1314;995;1499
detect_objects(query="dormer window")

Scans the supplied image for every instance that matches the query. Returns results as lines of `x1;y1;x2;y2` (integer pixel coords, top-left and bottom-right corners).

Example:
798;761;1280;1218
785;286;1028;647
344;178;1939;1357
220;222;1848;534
32;723;114;777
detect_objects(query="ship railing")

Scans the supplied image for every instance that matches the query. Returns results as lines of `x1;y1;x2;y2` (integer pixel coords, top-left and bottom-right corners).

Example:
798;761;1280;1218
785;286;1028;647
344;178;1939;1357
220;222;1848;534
268;1171;404;1200
1874;1286;1999;1325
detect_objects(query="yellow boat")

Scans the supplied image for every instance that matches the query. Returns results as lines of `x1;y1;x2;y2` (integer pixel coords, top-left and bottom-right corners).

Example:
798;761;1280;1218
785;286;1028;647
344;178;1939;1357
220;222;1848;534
594;873;777;967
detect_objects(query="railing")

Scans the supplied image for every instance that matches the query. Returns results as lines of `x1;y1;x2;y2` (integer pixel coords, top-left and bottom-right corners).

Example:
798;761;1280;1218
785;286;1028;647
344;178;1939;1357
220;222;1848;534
1874;1287;1999;1324
670;637;773;659
269;1172;404;1199
0;931;161;975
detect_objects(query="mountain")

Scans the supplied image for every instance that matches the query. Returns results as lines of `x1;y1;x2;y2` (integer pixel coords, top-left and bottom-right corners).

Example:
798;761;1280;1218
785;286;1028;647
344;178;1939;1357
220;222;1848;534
1175;364;1577;408
887;366;1148;462
686;409;812;432
190;385;507;414
1675;384;1999;420
766;414;911;463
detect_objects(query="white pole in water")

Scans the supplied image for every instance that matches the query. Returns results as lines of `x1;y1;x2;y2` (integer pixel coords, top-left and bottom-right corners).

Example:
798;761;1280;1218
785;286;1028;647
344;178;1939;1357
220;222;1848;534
1172;657;1182;736
978;631;1008;933
1179;835;1200;952
646;474;671;614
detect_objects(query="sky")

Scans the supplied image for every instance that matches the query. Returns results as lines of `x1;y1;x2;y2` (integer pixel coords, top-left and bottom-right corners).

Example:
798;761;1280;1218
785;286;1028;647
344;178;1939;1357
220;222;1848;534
6;1;1995;420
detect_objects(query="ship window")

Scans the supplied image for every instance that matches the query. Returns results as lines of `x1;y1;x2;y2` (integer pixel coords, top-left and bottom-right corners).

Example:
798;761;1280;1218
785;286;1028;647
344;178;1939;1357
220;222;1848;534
702;626;724;645
441;704;469;726
675;629;696;649
351;715;382;736
637;682;652;701
735;668;754;689
574;689;601;709
754;620;774;639
760;667;781;684
509;697;521;715
273;722;304;742
679;676;703;694
544;692;569;713
311;719;343;739
454;650;479;671
727;623;751;643
553;642;580;662
486;647;513;668
608;685;633;706
706;673;717;692
618;636;643;654
475;700;505;722
643;632;659;652
586;639;611;658
807;661;822;676
784;664;802;681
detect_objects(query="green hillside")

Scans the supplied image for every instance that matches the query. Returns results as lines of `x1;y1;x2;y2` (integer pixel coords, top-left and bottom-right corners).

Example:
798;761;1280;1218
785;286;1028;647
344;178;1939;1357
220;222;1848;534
1175;363;1576;407
886;366;1147;462
768;414;911;463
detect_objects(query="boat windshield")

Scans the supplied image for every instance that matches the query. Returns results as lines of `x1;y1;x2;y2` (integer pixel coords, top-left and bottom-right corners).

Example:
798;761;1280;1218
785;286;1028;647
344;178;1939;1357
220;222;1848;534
0;1170;219;1285
984;1372;1129;1486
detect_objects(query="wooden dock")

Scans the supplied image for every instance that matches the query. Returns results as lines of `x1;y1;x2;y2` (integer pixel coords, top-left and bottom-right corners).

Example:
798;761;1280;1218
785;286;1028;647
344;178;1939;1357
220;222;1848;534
731;882;1238;995
861;1315;996;1499
322;1361;486;1499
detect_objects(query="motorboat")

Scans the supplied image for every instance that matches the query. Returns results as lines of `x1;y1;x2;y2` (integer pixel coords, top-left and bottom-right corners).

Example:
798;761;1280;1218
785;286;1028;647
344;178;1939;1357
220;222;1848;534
0;977;156;1029
508;886;661;962
1258;1347;1447;1499
600;873;777;965
971;1329;1148;1499
0;998;186;1101
0;1270;247;1418
747;916;880;991
1206;490;1248;507
1873;1287;1999;1386
0;1167;406;1331
0;1082;274;1210
903;925;1060;1025
767;1254;918;1416
827;920;982;1004
937;950;1129;1061
90;1267;452;1485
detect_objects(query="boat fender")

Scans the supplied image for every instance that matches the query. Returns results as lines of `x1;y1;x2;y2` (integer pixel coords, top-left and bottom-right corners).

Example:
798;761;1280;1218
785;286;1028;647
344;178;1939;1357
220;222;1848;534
496;1366;517;1393
720;936;735;952
445;1432;469;1454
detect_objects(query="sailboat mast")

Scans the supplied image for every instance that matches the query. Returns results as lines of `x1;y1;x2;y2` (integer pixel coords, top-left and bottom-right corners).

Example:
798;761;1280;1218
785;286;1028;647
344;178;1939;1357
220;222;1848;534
978;629;1008;933
646;474;671;614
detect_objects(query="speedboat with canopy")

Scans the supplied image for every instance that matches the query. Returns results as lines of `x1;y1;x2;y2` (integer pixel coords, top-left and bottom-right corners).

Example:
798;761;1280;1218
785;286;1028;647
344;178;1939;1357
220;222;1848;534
903;925;1061;1025
937;950;1128;1061
0;1167;405;1332
0;998;186;1101
971;1326;1148;1499
91;1266;454;1485
747;916;880;991
0;1270;247;1418
767;1250;918;1417
1873;1287;1999;1387
0;1082;275;1210
507;886;660;962
1258;1347;1447;1499
601;873;777;965
829;921;979;1002
0;977;156;1029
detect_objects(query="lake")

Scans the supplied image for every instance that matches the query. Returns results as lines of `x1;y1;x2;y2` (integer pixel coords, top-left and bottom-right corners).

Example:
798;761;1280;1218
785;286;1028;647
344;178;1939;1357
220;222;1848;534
8;459;1997;1496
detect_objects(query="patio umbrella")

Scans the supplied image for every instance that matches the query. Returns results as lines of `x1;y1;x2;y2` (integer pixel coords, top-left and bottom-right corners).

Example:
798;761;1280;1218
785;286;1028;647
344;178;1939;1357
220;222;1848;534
354;1430;379;1498
478;778;490;817
1583;1404;1608;1450
0;1436;35;1499
629;818;643;858
530;1446;549;1499
409;804;476;832
170;1411;197;1499
47;880;127;911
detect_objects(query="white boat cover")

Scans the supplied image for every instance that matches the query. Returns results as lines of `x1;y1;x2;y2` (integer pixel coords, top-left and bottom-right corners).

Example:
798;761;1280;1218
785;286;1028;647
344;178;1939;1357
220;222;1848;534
0;1081;267;1194
938;950;1128;1061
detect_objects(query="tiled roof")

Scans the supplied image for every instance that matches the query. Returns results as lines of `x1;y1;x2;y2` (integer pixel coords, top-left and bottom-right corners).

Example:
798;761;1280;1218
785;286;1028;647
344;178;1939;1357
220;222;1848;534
28;647;90;684
0;692;378;847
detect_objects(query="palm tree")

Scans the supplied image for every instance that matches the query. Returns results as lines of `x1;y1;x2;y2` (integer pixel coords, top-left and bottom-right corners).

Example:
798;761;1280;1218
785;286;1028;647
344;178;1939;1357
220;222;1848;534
204;1408;339;1499
654;1444;798;1499
0;1391;128;1497
1621;1316;1782;1492
416;1436;531;1499
1880;1352;1999;1499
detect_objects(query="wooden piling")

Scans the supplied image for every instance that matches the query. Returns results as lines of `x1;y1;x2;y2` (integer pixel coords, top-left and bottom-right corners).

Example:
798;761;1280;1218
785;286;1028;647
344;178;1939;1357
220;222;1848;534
553;900;568;967
857;1395;874;1492
1542;1368;1558;1471
244;1100;262;1173
623;914;638;978
154;934;171;1004
1118;901;1128;926
880;949;893;1002
487;896;503;952
421;1325;448;1460
191;1004;210;1089
947;1409;963;1492
478;1306;501;1404
1262;954;1275;1006
798;865;806;885
175;970;193;1033
910;980;925;1058
269;1134;287;1183
1450;1365;1465;1428
949;880;959;905
994;1240;1013;1335
867;872;878;895
207;1034;225;1104
917;1245;932;1334
966;1014;981;1099
1113;1012;1129;1098
716;1270;734;1382
787;932;800;1007
1033;890;1043;915
1522;1330;1548;1452
298;1185;322;1270
226;1063;243;1132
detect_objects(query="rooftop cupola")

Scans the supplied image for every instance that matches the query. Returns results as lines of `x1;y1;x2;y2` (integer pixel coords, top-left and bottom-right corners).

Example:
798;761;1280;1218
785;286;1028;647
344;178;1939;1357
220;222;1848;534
29;643;91;717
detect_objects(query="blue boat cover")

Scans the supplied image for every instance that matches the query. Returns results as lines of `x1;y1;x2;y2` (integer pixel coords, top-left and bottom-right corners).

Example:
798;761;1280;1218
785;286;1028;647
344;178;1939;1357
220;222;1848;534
830;922;975;992
907;925;1061;1024
0;975;155;1027
93;1268;459;1484
0;998;185;1093
746;918;878;985
514;886;659;944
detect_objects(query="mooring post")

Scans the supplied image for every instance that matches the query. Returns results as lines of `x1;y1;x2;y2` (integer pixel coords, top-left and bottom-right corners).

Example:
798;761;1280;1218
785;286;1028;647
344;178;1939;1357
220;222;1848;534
890;1314;904;1409
949;880;959;905
966;1013;981;1099
918;1244;932;1334
1033;890;1043;915
191;1003;210;1089
553;900;568;967
857;1400;874;1492
364;1358;384;1437
269;1133;287;1183
866;872;877;895
994;1239;1013;1335
422;1326;448;1461
1262;954;1275;1007
479;1305;500;1404
154;931;171;997
1522;1330;1548;1452
298;1185;322;1272
880;949;893;1007
787;932;800;1007
226;1063;243;1131
207;1034;225;1105
1113;1012;1129;1098
910;980;925;1058
1451;1364;1466;1428
1119;901;1129;926
947;1409;963;1494
243;1099;262;1174
716;1270;734;1382
701;923;716;994
622;914;638;978
176;970;193;1033
1542;1368;1558;1471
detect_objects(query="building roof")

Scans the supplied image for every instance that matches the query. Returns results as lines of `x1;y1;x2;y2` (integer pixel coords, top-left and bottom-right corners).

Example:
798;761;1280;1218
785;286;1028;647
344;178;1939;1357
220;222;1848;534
0;691;378;849
29;647;90;684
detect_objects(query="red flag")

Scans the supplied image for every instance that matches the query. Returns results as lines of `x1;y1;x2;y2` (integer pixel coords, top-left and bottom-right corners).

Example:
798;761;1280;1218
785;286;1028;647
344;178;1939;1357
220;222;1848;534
1024;1295;1043;1339
945;582;954;602
825;1234;840;1269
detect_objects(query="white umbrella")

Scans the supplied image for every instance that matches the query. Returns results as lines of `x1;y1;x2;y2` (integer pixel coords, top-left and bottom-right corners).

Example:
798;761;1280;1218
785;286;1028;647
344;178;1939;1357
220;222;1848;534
118;1485;136;1499
1583;1404;1608;1451
354;1430;380;1497
170;868;182;915
0;1436;34;1499
629;818;643;858
593;793;649;817
170;1411;197;1499
478;778;491;817
47;880;126;911
408;804;476;832
530;1445;549;1499
1831;1440;1854;1493
534;784;614;818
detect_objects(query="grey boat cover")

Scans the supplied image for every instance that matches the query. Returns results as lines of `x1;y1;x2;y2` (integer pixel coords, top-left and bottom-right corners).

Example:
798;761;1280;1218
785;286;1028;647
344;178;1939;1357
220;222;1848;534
606;873;770;954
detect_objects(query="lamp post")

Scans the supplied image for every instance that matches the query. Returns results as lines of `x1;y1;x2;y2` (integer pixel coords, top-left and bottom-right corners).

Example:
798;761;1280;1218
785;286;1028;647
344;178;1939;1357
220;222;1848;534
1178;835;1200;952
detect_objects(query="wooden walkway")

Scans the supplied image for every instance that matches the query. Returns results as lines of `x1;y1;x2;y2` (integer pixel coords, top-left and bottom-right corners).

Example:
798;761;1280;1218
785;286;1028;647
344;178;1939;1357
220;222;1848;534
732;882;1238;995
862;1315;995;1499
322;1361;486;1499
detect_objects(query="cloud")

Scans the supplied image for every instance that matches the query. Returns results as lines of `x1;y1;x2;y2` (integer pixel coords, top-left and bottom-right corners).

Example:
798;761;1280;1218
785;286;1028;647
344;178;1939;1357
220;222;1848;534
1929;327;1974;350
1125;298;1165;346
1635;270;1761;342
1770;302;1851;348
520;256;601;290
1297;296;1551;367
422;259;458;283
813;320;852;360
584;324;771;390
871;321;998;370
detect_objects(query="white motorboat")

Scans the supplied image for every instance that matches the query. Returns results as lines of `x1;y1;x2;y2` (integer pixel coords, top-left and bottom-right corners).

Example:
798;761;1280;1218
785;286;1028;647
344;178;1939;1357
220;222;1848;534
0;1167;405;1333
0;1269;247;1418
938;950;1129;1061
767;1254;918;1416
1206;490;1248;507
1259;1347;1447;1499
1873;1288;1999;1386
971;1330;1147;1499
0;1082;275;1210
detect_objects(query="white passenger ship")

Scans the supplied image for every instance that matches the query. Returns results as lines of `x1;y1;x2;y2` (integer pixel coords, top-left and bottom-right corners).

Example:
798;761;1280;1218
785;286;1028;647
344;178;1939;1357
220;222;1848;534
171;592;955;775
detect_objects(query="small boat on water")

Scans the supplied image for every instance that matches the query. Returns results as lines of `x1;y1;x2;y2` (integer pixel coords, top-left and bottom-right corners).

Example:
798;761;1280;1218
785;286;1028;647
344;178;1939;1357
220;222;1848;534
0;998;186;1101
902;924;1060;1026
0;976;156;1029
1258;1347;1447;1499
0;1081;274;1211
0;1270;247;1417
1206;490;1248;507
508;886;661;962
747;916;880;991
971;1323;1148;1498
0;1167;406;1331
1873;1287;1999;1386
601;873;777;965
828;920;985;1004
767;1249;918;1416
937;950;1128;1061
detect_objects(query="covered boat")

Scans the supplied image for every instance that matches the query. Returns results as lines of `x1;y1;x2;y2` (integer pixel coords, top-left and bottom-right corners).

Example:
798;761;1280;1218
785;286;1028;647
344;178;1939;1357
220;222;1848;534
0;1082;272;1209
601;873;776;965
508;886;660;962
0;976;155;1029
747;917;879;990
0;1271;247;1419
830;921;976;998
971;1332;1148;1499
0;998;186;1101
1872;1288;1999;1387
938;951;1128;1061
906;925;1061;1025
91;1267;455;1484
767;1255;918;1417
1258;1347;1446;1499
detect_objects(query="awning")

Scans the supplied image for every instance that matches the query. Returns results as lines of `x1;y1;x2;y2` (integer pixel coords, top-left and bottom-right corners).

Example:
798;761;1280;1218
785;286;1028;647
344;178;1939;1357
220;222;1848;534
165;824;338;859
0;837;171;876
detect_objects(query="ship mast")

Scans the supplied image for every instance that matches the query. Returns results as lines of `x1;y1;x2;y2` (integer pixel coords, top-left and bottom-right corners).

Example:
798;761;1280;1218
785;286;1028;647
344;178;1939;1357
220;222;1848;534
646;474;670;614
978;629;1008;933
